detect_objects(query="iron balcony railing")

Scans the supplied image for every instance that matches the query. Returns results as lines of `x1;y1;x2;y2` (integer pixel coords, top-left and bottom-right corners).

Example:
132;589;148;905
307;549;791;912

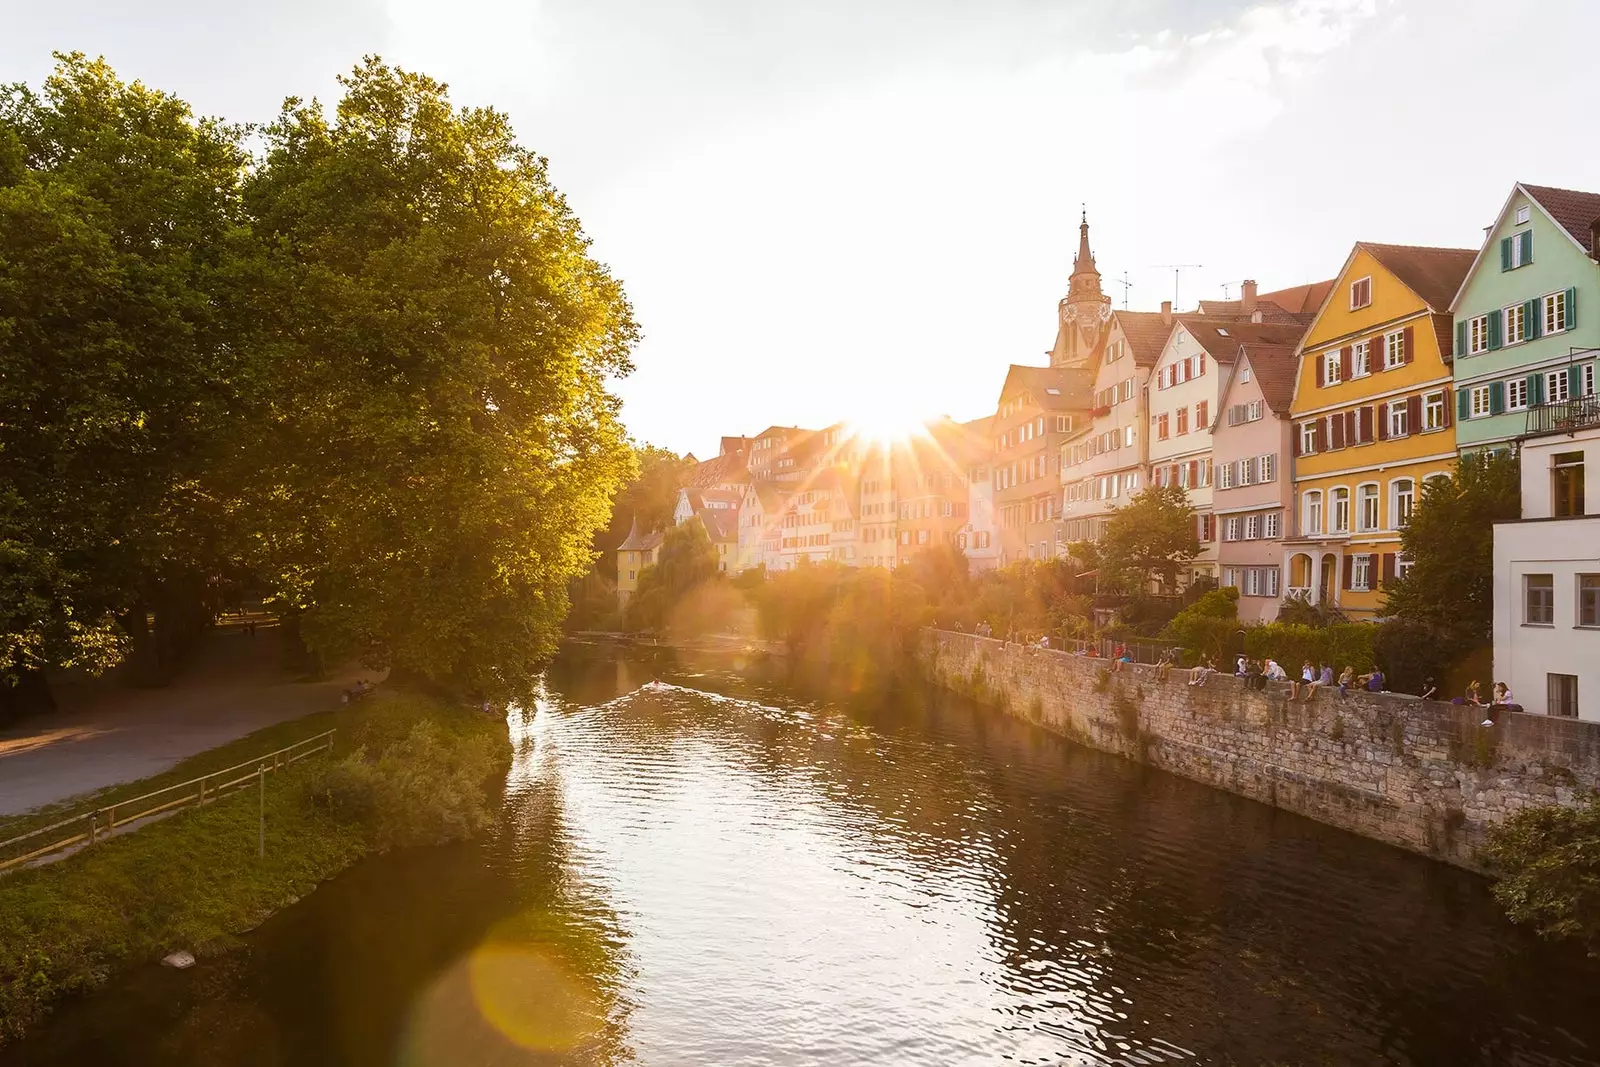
1526;395;1600;437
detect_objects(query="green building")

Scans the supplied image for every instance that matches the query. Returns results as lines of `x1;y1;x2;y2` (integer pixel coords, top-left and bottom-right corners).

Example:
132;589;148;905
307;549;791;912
1450;183;1600;453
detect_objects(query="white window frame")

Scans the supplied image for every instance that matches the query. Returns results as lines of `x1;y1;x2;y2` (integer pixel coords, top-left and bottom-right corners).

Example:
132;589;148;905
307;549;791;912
1241;366;1252;383
1357;483;1380;532
1303;490;1323;535
1506;378;1528;411
1384;329;1406;369
1547;369;1572;404
1504;302;1526;345
1350;276;1372;309
1516;204;1531;224
1392;478;1415;530
1259;453;1275;482
1351;553;1372;592
1330;487;1351;533
1244;514;1260;540
1544;291;1568;335
1218;462;1234;490
1468;314;1490;354
1300;422;1317;455
1470;384;1493;418
1224;516;1241;541
1239;458;1255;487
1387;399;1409;438
1351;340;1371;378
1509;229;1532;268
1422;391;1445;431
1248;399;1263;421
1264;511;1281;539
1323;350;1342;385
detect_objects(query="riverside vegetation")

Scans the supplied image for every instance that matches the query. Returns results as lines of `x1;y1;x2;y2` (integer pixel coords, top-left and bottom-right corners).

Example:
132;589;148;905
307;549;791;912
0;690;509;1044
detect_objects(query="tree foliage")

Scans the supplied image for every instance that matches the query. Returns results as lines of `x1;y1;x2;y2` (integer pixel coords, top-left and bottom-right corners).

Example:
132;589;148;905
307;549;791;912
625;521;720;633
1483;794;1600;955
615;445;692;536
1097;485;1199;593
1383;452;1520;642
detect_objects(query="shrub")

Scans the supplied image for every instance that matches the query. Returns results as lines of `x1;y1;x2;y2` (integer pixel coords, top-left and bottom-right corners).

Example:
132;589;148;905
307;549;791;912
1372;617;1455;696
1162;588;1240;663
1242;621;1376;675
1482;794;1600;954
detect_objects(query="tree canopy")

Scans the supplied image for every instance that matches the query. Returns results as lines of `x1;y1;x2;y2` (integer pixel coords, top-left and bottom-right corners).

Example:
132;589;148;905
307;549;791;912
1097;485;1199;593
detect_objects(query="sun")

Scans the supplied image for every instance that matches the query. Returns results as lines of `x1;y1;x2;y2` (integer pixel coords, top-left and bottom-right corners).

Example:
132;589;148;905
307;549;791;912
844;409;931;446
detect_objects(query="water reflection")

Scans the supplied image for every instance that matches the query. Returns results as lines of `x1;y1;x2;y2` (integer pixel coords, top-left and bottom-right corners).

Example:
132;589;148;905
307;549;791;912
11;643;1600;1066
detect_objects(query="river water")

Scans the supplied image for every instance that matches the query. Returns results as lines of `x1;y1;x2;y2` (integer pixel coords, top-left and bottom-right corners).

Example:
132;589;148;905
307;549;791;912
12;645;1600;1066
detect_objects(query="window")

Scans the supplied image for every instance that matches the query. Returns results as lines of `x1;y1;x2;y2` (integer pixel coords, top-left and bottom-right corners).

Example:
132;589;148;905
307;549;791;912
1176;407;1189;435
1553;451;1585;518
1122;378;1134;402
1218;463;1233;489
1124;425;1136;448
1516;204;1531;224
1357;484;1380;531
1549;674;1579;719
1189;354;1204;379
1244;569;1261;596
1196;401;1208;428
1244;514;1260;540
1423;391;1445;431
1323;349;1342;385
1248;399;1263;421
1468;314;1491;354
1303;490;1323;535
1586;363;1596;397
1157;414;1170;440
1525;574;1555;625
1547;369;1571;404
1544;290;1570;334
1330;487;1350;533
1505;229;1533;269
1352;340;1371;378
1579;575;1600;628
1239;457;1255;486
1506;378;1528;410
1351;554;1371;592
1470;385;1493;418
1387;399;1409;438
1264;511;1281;539
1392;479;1415;528
1241;365;1252;383
1224;516;1242;541
1261;452;1276;481
1300;422;1318;455
1265;567;1280;596
1384;330;1406;369
1350;276;1372;309
1504;302;1526;345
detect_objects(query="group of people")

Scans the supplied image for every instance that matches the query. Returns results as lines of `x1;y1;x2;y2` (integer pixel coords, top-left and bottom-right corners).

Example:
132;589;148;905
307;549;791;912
1456;680;1518;726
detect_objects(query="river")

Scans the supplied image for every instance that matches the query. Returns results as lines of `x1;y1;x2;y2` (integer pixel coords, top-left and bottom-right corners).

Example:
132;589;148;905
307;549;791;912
11;644;1600;1066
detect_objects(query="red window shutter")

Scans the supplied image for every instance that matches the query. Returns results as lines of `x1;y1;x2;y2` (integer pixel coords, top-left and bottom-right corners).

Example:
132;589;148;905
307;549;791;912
1442;388;1453;427
1331;413;1345;449
1406;394;1422;429
1292;428;1302;456
1381;552;1397;586
1372;334;1385;367
1316;420;1328;452
1358;405;1373;443
1343;554;1354;590
1403;327;1415;364
1170;464;1180;486
1315;356;1325;388
1341;346;1353;379
1189;460;1199;486
1376;404;1388;441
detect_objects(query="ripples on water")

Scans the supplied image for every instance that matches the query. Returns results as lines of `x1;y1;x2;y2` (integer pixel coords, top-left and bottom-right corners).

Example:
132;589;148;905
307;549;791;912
12;645;1600;1066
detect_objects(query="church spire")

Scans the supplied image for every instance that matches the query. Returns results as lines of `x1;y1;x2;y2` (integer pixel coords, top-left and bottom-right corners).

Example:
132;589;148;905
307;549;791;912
1073;207;1096;277
1053;208;1112;370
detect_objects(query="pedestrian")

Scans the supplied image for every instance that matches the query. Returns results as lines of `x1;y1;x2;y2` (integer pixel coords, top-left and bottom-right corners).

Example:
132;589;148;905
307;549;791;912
1337;665;1354;697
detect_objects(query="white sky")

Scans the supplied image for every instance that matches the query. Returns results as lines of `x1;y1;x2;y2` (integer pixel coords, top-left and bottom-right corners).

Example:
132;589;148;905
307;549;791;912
5;0;1598;455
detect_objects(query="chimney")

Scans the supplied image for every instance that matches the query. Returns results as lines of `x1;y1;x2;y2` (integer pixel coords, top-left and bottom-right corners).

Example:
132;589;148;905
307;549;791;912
1241;279;1258;314
1161;300;1172;325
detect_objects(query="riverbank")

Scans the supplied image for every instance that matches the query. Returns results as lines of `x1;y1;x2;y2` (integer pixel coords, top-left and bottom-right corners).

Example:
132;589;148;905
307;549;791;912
0;689;510;1046
919;629;1600;869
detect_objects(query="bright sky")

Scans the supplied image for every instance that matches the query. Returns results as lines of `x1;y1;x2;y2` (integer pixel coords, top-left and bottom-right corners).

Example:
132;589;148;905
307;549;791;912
5;0;1598;456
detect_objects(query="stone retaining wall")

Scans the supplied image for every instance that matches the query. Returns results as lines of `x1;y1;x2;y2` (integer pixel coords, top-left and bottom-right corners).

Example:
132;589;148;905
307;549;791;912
919;630;1600;868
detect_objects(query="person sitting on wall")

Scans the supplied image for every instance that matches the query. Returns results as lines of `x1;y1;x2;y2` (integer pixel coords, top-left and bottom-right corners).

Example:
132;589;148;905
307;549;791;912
1482;682;1518;727
1264;659;1288;683
1358;667;1385;694
1337;665;1354;697
1110;644;1128;672
1154;648;1174;682
1245;658;1267;691
1189;657;1217;687
1291;661;1314;701
1420;677;1438;701
1235;655;1249;678
1304;663;1334;702
1465;680;1484;706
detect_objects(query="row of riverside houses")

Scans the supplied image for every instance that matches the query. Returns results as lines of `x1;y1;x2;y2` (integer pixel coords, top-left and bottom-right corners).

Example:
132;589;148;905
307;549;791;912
621;183;1600;718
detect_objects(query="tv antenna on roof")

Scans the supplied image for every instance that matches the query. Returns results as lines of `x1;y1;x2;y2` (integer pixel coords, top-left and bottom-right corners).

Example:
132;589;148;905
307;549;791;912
1112;271;1133;310
1151;264;1203;310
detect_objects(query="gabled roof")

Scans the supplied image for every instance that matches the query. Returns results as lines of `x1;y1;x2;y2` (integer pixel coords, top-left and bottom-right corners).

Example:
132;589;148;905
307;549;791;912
1112;309;1176;367
1195;280;1335;324
997;364;1094;410
1235;342;1300;416
1522;183;1600;256
684;450;750;489
697;510;737;544
618;520;664;552
1358;243;1477;314
1181;320;1309;364
744;481;788;512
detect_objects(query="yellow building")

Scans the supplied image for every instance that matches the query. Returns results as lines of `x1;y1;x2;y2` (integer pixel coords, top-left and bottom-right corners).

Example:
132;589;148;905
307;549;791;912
1284;243;1476;618
615;520;663;603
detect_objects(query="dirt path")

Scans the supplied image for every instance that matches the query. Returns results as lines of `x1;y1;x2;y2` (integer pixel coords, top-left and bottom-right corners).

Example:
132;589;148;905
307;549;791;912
0;620;376;817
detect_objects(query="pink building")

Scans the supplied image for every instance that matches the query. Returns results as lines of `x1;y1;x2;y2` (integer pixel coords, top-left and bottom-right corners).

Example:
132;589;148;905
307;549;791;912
1211;342;1301;622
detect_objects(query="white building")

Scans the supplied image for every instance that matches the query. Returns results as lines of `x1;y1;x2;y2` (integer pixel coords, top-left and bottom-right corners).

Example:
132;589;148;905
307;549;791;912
1493;402;1600;718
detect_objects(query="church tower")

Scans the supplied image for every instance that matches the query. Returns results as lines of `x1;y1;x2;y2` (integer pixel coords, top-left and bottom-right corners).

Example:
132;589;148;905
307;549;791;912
1051;211;1113;369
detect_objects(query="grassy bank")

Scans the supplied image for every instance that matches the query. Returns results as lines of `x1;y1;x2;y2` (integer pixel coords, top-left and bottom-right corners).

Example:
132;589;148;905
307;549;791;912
0;690;510;1045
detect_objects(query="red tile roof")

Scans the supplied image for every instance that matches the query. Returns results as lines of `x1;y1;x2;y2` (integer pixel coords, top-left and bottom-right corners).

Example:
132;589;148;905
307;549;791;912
1182;320;1309;363
1112;310;1175;367
618;520;664;552
697;510;737;544
998;364;1094;410
683;450;750;489
1235;342;1301;416
1522;183;1600;255
1358;243;1478;313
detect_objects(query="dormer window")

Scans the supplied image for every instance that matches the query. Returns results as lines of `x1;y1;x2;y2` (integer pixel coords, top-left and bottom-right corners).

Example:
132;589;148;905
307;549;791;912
1516;204;1531;224
1350;276;1372;309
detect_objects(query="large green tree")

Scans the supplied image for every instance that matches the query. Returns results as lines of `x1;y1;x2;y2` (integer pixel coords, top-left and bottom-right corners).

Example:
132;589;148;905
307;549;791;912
242;58;637;703
1097;485;1199;593
0;54;256;688
1383;451;1520;642
624;520;719;633
616;445;692;535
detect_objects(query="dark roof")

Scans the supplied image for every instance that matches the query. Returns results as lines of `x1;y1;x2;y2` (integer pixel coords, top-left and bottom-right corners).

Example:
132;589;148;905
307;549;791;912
745;482;788;512
998;364;1093;410
1183;320;1309;363
617;520;664;552
1359;243;1477;313
719;435;753;456
1195;280;1334;324
1112;309;1174;367
1235;342;1300;416
1522;183;1600;255
697;510;737;544
683;451;749;489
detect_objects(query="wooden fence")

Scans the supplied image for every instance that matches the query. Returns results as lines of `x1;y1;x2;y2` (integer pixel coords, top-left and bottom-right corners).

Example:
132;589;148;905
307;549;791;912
0;729;336;872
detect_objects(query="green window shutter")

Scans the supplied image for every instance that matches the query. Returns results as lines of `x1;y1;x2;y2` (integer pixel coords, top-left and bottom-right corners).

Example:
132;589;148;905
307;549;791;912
1567;286;1578;329
1488;309;1503;349
1455;320;1468;355
1500;237;1512;271
1457;388;1471;420
1490;381;1506;414
1521;230;1534;264
1527;298;1542;339
1570;365;1582;396
1528;372;1543;406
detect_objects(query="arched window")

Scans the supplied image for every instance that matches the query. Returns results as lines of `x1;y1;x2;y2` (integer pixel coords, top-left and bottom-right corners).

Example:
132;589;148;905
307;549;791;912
1330;487;1351;533
1302;490;1324;535
1357;483;1380;532
1391;478;1416;529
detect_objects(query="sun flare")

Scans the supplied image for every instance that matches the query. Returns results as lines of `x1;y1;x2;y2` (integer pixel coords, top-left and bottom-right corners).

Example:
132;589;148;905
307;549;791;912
843;410;931;446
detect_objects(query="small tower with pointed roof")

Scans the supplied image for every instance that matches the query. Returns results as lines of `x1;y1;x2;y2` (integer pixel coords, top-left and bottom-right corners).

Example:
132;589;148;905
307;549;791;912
1052;210;1114;369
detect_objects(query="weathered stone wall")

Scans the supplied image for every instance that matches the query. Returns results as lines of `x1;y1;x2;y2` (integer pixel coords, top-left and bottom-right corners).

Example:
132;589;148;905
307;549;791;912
920;630;1600;868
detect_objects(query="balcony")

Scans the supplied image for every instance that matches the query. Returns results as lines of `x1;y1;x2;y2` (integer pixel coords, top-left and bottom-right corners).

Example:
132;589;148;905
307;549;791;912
1526;395;1600;438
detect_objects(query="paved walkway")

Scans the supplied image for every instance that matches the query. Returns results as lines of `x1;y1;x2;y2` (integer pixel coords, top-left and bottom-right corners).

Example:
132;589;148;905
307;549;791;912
0;620;377;817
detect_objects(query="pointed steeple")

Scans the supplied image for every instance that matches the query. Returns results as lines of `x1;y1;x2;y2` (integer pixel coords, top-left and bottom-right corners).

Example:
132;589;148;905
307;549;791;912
1073;208;1096;277
1053;208;1113;369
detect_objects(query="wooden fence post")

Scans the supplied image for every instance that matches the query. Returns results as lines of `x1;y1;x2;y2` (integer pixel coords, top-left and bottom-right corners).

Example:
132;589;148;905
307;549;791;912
258;764;265;859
